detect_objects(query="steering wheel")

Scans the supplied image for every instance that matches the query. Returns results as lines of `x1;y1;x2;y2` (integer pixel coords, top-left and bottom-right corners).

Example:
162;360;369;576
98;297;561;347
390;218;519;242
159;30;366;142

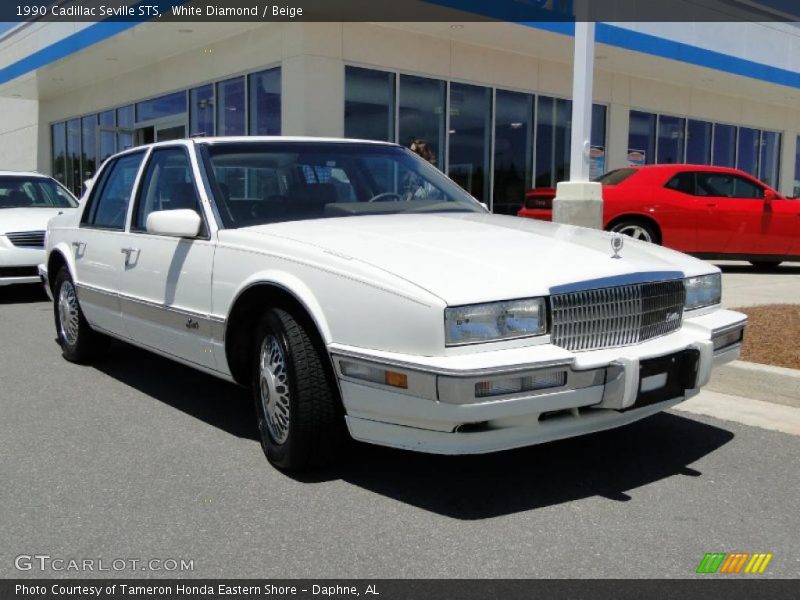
368;192;404;203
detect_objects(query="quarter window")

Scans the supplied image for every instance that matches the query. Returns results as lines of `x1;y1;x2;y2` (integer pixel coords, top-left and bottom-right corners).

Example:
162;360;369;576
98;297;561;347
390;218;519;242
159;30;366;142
665;172;695;195
82;152;145;229
132;147;202;232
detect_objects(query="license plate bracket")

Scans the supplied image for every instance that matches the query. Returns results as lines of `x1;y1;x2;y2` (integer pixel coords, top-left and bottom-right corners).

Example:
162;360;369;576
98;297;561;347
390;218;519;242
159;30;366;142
629;349;700;410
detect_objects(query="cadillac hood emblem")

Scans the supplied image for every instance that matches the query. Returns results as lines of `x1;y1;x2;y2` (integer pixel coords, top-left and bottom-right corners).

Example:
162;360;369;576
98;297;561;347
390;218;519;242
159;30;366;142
610;233;624;259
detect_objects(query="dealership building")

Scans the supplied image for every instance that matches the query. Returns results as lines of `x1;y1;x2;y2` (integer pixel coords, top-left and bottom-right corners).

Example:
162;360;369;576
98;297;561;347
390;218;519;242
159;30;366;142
1;5;800;213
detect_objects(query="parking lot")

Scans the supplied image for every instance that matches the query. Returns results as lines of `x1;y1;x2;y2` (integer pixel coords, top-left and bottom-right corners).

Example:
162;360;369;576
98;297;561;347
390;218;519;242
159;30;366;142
1;265;799;579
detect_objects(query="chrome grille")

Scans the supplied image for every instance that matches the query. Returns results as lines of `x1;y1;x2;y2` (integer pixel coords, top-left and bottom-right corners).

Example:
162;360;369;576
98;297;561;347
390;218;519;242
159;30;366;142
551;280;686;352
6;230;45;248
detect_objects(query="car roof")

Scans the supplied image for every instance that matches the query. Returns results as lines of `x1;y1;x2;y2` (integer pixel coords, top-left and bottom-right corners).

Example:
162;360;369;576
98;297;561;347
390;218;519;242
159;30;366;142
0;170;52;178
627;164;750;174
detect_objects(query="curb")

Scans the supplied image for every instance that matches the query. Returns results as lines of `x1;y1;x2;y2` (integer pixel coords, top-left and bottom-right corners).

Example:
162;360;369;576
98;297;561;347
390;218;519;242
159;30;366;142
707;360;800;409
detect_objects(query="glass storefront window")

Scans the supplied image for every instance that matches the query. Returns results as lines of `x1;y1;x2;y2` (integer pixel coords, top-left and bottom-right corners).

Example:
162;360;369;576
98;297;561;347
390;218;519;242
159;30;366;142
136;91;187;123
81;115;97;186
759;130;781;189
217;77;246;136
99;110;115;127
398;74;446;169
712;123;736;168
794;136;800;197
737;127;759;177
535;96;572;187
657;115;685;164
66;118;81;196
345;66;395;142
249;68;281;136
190;84;214;136
51;122;67;185
447;82;492;203
493;89;533;215
628;110;656;166
117;105;134;151
686;119;712;165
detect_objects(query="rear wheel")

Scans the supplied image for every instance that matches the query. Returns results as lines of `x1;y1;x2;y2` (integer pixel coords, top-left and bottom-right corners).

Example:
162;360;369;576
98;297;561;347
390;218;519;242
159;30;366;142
608;219;660;244
749;260;782;269
251;308;345;471
53;267;103;363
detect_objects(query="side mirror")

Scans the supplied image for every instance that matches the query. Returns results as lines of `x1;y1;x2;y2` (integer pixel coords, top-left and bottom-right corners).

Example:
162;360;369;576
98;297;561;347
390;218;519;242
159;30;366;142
479;201;489;211
146;209;201;238
764;189;778;202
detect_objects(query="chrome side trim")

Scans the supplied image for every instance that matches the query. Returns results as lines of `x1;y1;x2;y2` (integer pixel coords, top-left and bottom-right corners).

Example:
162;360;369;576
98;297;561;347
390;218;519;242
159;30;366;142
76;282;226;338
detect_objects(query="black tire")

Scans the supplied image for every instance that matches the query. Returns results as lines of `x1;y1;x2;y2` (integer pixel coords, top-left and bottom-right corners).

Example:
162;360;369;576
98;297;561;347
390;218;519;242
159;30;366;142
749;260;782;270
608;219;660;245
53;267;103;363
251;308;345;471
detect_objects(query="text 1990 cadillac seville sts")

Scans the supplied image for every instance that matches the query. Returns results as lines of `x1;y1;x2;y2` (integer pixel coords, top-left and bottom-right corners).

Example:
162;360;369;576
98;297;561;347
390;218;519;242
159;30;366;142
41;138;747;470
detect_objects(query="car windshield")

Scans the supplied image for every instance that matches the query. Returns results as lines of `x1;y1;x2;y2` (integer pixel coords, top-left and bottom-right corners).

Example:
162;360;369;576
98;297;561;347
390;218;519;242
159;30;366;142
593;168;637;186
0;176;78;209
201;142;484;228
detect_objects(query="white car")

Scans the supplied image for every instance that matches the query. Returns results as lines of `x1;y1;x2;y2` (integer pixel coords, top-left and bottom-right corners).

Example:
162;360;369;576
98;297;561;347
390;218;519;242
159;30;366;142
0;172;78;286
41;138;747;471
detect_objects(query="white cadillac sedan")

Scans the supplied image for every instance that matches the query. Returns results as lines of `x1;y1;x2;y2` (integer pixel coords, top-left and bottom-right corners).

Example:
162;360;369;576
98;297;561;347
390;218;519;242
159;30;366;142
0;172;78;286
41;138;747;471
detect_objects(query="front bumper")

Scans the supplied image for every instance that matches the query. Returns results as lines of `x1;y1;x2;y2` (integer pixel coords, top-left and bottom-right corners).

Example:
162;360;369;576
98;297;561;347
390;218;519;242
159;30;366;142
330;309;747;455
0;239;45;287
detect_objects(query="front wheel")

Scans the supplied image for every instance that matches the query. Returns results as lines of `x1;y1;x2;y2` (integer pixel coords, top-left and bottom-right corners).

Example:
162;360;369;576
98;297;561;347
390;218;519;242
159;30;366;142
53;267;103;363
608;220;660;244
251;308;345;471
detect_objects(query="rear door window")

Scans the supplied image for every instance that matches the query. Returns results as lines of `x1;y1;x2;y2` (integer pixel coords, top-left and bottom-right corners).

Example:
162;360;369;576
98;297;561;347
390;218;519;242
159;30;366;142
82;152;145;229
665;172;695;195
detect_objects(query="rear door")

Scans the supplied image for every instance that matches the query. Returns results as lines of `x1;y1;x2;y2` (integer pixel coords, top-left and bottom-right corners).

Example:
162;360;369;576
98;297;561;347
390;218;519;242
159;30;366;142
118;145;218;370
73;151;146;336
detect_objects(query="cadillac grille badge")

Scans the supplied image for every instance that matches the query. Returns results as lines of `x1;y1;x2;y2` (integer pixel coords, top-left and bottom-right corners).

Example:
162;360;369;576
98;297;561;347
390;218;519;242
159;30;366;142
610;233;624;259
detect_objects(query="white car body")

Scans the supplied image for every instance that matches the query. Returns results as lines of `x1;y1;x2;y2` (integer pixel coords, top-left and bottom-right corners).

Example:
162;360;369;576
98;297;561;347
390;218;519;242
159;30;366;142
0;171;78;286
42;138;747;457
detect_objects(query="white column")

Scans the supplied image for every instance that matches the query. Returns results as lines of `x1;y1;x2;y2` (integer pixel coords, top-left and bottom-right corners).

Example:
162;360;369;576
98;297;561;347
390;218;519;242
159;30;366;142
553;16;603;229
281;54;345;138
779;130;797;197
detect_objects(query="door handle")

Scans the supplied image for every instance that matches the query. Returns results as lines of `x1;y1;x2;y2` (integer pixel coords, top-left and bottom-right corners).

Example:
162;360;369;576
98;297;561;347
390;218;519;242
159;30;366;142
71;241;86;256
120;247;140;267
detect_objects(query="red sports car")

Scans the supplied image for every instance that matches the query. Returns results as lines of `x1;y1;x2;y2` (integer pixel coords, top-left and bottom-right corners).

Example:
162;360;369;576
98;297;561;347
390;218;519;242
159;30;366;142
518;165;800;268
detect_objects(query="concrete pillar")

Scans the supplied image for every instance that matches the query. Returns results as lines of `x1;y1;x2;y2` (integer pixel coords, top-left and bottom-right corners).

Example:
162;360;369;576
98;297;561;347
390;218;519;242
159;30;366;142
606;103;630;171
553;17;603;230
281;54;344;138
0;98;39;172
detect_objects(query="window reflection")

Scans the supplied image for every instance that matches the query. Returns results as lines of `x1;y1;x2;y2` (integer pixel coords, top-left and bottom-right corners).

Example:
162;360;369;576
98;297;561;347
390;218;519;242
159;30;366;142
398;74;446;169
493;89;533;215
657;115;685;164
686;120;712;165
345;66;395;142
217;77;246;136
737;127;759;177
190;84;214;136
249;68;281;136
447;82;491;202
712;124;736;168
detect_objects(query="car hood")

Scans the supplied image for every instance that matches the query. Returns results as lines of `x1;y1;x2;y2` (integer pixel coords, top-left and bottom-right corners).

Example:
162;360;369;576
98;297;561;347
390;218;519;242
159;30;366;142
0;207;76;235
237;213;714;305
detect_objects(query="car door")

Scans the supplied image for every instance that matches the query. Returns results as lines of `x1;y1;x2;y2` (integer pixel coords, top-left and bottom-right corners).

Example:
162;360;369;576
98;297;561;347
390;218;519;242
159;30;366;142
693;171;779;255
118;145;218;370
73;151;146;336
697;172;791;256
659;171;701;252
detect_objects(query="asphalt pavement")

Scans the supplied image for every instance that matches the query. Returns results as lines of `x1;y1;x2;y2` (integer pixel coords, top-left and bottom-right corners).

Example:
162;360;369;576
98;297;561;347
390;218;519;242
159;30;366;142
1;285;799;579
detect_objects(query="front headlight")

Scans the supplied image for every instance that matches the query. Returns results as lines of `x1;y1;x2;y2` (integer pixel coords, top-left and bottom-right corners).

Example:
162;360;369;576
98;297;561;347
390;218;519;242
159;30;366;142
684;273;721;310
445;298;547;346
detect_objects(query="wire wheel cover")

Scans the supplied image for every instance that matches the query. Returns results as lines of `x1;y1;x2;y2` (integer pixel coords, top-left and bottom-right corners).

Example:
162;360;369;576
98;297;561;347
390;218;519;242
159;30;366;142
259;334;291;444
